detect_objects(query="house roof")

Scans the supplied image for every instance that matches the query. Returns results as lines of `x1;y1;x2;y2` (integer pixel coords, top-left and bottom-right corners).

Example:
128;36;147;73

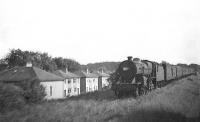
92;71;110;77
74;71;98;78
0;66;65;82
53;70;80;79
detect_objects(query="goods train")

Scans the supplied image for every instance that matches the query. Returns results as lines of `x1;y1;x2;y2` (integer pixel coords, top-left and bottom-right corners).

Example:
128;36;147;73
111;56;195;97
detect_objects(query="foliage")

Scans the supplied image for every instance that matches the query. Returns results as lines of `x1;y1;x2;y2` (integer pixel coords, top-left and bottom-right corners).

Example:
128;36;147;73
82;62;120;73
16;79;46;103
53;57;81;72
0;83;25;113
0;80;46;113
0;49;81;72
109;70;120;85
0;59;8;71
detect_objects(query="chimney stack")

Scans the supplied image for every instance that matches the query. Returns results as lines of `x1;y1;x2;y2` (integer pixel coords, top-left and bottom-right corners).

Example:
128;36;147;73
101;68;103;74
86;68;89;74
66;67;68;73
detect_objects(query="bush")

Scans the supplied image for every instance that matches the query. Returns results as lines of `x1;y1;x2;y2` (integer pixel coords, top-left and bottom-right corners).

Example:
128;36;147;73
0;80;46;112
16;79;46;103
0;83;25;112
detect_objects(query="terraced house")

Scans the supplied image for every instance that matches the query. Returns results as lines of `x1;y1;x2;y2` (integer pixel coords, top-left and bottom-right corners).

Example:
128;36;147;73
53;69;80;97
93;69;110;91
74;69;98;94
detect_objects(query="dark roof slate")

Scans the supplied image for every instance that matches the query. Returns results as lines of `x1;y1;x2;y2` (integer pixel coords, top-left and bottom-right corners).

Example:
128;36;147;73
74;71;98;78
53;70;80;79
93;71;110;77
0;66;64;82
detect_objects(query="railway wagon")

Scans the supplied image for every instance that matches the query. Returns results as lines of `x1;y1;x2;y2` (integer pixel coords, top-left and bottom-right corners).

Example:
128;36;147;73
176;66;183;78
163;63;174;81
172;65;177;79
155;64;164;87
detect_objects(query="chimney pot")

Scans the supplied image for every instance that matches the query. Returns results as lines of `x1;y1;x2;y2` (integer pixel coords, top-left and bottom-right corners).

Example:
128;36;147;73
101;69;103;73
86;68;89;74
66;67;68;73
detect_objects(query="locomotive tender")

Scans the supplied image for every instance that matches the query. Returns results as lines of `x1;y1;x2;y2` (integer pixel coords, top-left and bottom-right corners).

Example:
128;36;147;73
111;56;195;97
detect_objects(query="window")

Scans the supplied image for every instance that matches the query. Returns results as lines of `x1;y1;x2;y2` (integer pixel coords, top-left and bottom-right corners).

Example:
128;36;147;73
68;79;71;84
73;79;76;83
64;90;66;97
50;86;52;96
77;88;80;94
64;80;67;84
68;88;71;93
74;88;76;92
86;87;88;92
89;87;91;91
93;79;95;82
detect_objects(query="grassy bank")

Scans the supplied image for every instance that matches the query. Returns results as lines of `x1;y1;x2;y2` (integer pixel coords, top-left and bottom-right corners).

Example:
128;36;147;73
0;75;200;122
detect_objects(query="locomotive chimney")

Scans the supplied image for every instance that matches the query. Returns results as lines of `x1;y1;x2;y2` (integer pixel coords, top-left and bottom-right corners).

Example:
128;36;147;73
127;56;132;61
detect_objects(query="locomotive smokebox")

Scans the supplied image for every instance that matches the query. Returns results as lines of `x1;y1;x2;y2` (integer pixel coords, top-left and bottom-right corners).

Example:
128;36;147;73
118;58;137;83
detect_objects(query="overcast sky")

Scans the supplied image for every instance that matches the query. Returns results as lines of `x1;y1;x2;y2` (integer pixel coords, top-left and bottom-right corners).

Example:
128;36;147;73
0;0;200;65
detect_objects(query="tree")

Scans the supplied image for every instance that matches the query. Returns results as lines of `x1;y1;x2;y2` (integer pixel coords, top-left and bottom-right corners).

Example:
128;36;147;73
5;49;27;68
0;83;25;112
65;58;81;72
53;57;67;70
0;59;8;71
1;49;81;72
16;79;46;103
3;49;57;72
40;53;57;72
53;57;81;72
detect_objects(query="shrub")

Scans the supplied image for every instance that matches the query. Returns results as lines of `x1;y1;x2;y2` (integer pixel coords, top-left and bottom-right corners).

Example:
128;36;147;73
0;83;25;112
16;79;46;103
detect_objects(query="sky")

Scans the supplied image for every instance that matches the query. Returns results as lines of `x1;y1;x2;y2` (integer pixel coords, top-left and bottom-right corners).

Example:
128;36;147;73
0;0;200;65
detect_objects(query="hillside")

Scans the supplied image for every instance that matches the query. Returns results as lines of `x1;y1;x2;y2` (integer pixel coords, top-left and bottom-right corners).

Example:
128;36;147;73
0;74;199;122
81;62;120;73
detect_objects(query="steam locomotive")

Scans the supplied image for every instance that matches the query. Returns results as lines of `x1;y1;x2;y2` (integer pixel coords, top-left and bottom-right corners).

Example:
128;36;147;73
111;56;195;97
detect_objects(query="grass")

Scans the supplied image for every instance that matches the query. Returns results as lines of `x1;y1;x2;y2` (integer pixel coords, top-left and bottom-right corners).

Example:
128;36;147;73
0;75;200;122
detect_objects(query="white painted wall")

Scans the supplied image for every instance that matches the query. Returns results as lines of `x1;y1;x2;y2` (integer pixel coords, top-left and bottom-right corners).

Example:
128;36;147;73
85;78;98;93
102;77;109;88
64;78;80;97
40;81;64;100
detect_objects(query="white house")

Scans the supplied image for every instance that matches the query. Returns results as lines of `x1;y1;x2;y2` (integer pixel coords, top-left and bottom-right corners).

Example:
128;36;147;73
0;65;65;100
93;69;110;90
53;69;80;97
74;69;98;94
